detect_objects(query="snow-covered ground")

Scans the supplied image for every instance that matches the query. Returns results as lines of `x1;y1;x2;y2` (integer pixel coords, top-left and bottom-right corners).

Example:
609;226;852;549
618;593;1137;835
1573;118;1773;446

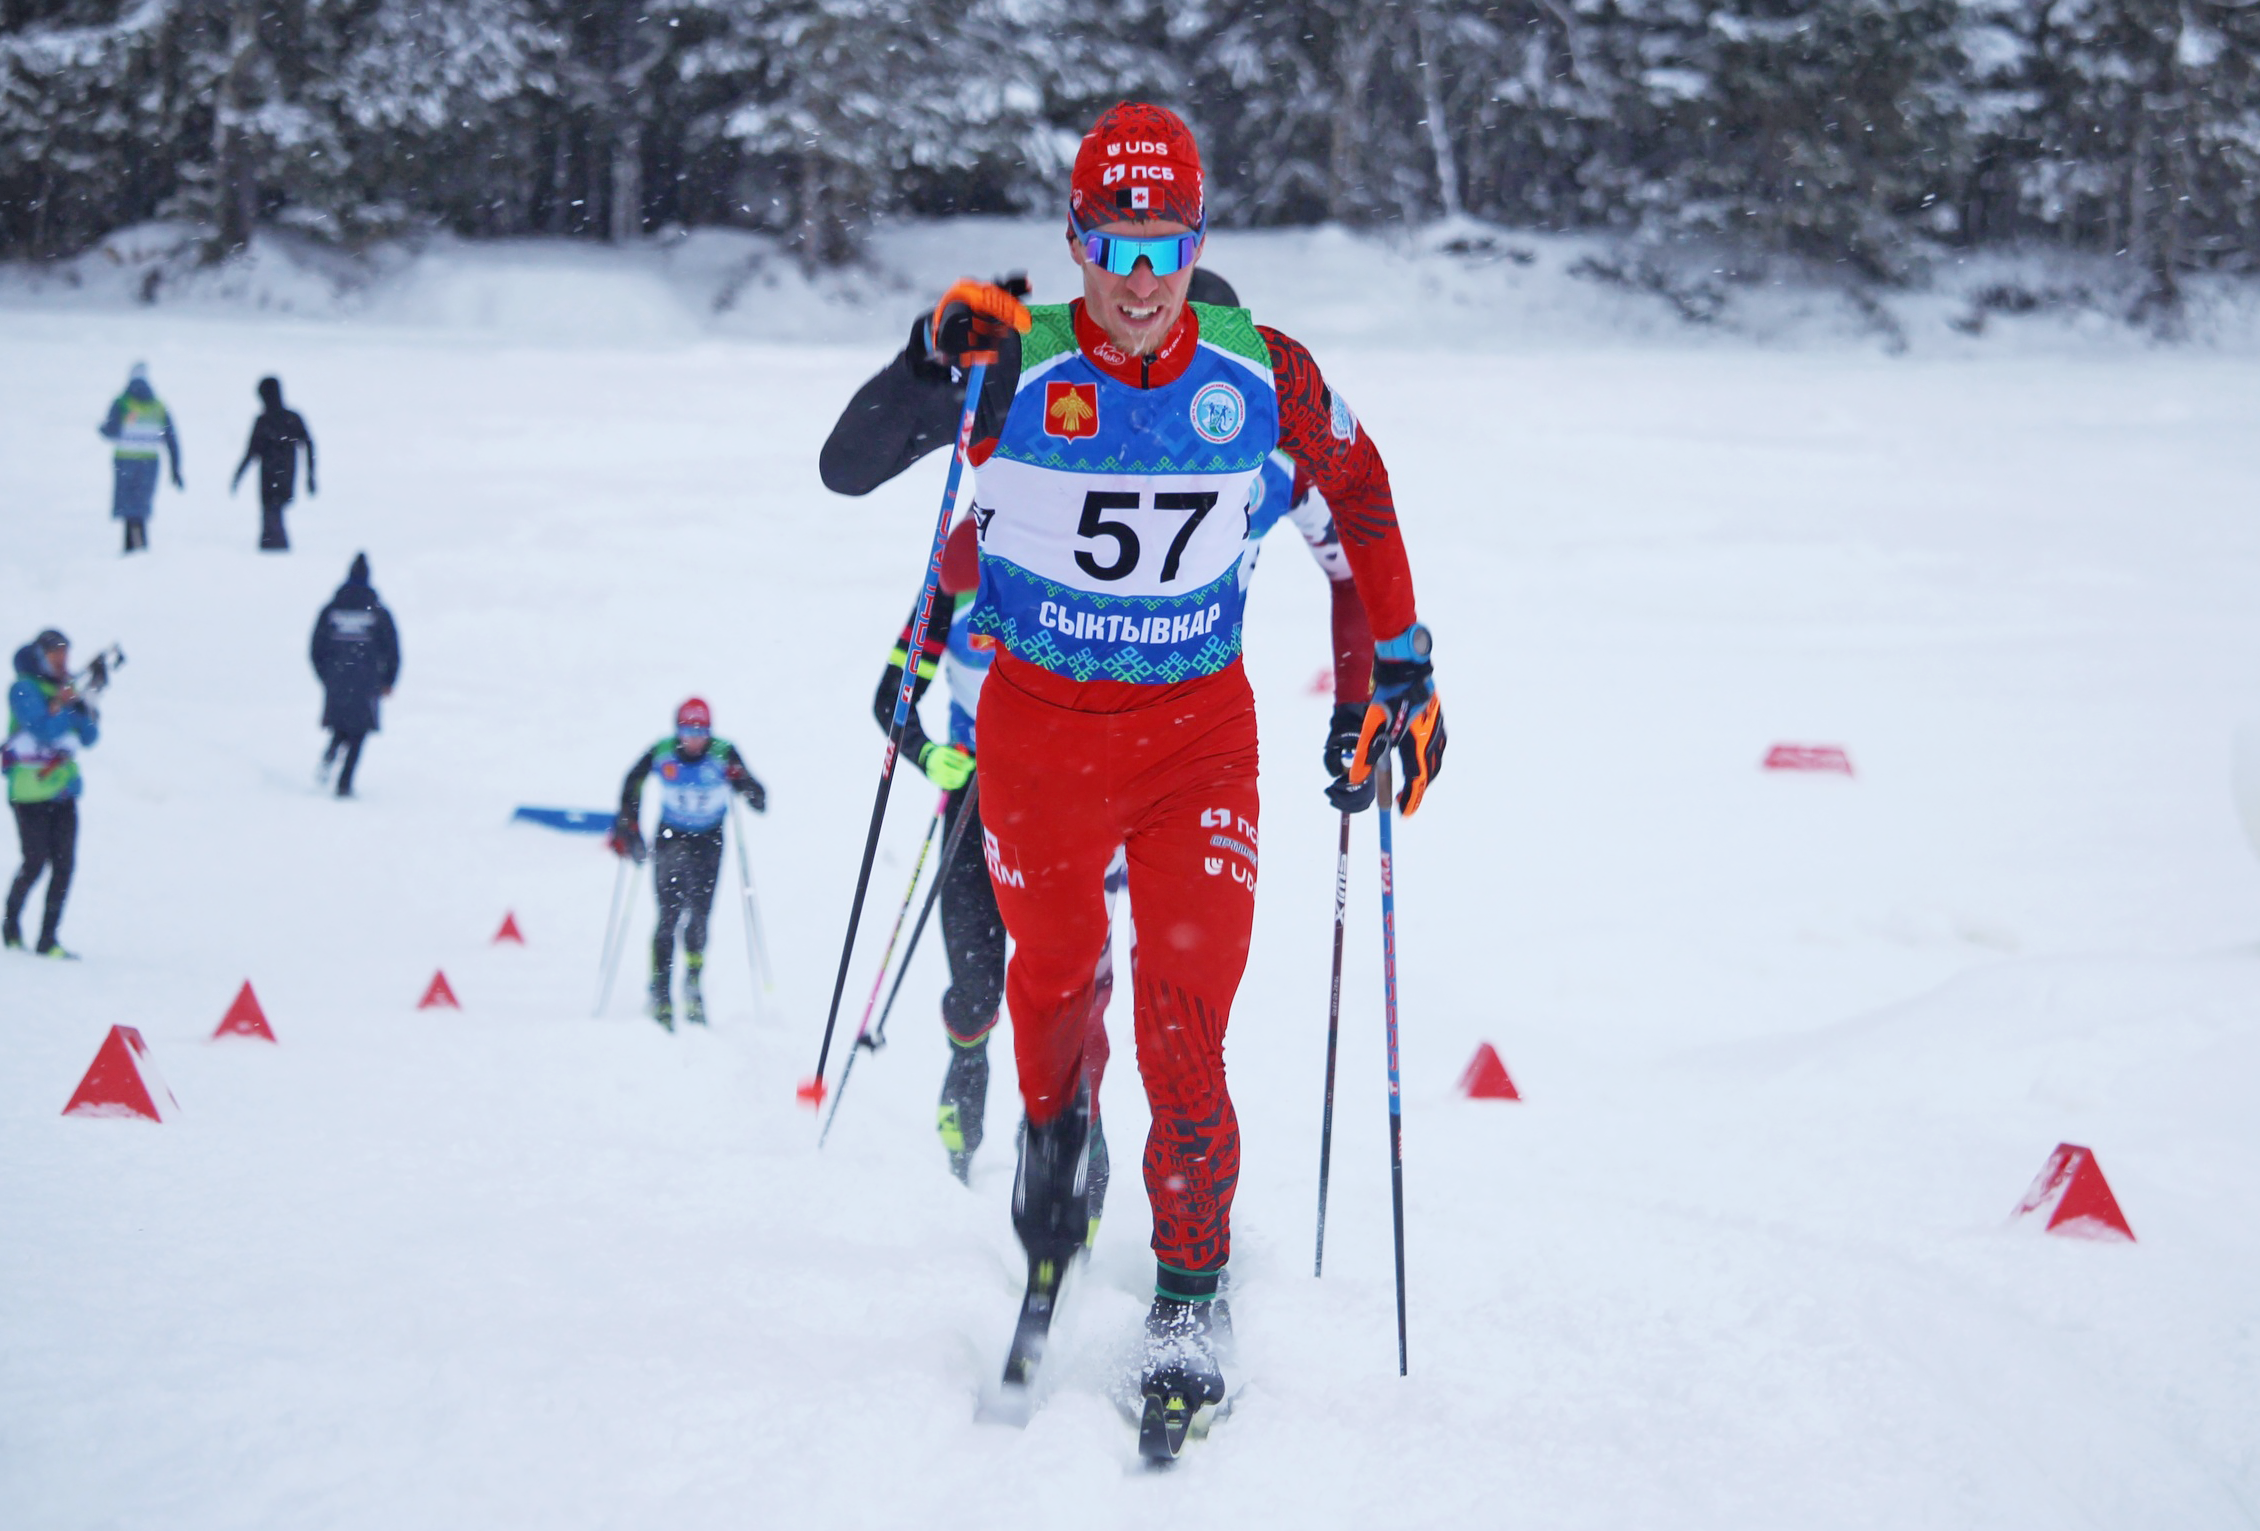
2;224;2257;1528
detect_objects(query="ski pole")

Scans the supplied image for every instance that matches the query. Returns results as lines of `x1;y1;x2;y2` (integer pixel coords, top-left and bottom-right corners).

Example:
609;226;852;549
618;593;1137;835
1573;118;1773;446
593;851;638;1017
728;799;774;1018
1313;808;1352;1277
1377;755;1409;1376
819;790;948;1146
871;776;980;1051
801;358;989;1108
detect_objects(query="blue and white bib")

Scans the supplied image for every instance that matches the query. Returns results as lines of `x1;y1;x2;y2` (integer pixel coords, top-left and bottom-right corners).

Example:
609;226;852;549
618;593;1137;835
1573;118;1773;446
968;302;1279;685
650;737;738;832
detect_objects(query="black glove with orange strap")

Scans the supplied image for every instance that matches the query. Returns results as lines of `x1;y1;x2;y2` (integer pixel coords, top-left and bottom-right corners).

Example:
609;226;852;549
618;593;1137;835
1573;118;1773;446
1346;625;1446;816
913;273;1033;378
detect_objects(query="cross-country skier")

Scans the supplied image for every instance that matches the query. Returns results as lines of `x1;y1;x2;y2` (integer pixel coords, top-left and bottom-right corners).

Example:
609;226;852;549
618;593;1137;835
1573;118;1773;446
610;700;767;1031
873;267;1380;1186
6;630;100;957
309;554;400;798
231;377;317;552
97;363;182;554
820;103;1446;1456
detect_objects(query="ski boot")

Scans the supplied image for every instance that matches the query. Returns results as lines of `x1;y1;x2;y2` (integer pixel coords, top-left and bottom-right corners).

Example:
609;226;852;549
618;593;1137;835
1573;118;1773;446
936;1036;990;1183
648;970;675;1033
682;952;707;1026
1138;1285;1233;1462
1000;1087;1092;1392
35;942;79;961
3;923;21;952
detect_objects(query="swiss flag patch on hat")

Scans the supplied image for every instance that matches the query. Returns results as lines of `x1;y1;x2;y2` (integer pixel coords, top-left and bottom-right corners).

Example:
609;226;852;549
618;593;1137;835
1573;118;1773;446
1071;102;1204;230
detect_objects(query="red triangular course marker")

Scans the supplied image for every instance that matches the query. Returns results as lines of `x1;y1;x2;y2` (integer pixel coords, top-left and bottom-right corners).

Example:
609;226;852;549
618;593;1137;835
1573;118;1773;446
493;912;525;945
213;980;276;1042
63;1025;176;1121
1457;1042;1521;1100
1763;743;1855;776
2012;1142;2135;1242
418;970;461;1010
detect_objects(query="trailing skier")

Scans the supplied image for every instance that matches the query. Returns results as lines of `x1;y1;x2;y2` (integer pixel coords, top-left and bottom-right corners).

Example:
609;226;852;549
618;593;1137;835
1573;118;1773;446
97;363;182;554
611;699;767;1031
822;103;1447;1454
1189;266;1383;816
869;511;1127;1199
6;630;100;957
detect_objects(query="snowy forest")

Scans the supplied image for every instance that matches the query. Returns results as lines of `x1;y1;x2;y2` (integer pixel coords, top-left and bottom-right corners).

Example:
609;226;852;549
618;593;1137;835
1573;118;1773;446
5;0;2260;305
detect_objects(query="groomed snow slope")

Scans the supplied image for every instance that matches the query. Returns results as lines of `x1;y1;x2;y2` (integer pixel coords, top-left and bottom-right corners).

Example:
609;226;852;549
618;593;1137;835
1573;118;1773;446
2;226;2257;1528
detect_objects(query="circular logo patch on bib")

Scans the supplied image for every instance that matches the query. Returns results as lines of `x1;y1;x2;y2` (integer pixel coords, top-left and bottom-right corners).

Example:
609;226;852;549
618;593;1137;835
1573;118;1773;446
1191;382;1246;444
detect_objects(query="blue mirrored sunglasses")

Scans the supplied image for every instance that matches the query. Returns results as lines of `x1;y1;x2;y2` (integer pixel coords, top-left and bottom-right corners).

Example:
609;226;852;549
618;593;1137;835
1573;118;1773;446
1072;215;1203;277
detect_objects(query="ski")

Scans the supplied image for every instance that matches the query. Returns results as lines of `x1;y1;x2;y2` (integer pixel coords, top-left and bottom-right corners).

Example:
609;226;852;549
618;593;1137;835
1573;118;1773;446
977;1253;1067;1426
1003;1255;1065;1388
1113;1350;1236;1462
1136;1384;1230;1463
1126;1285;1236;1463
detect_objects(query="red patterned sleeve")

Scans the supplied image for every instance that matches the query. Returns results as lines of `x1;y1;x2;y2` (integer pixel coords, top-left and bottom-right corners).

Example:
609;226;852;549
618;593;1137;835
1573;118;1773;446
1261;326;1418;639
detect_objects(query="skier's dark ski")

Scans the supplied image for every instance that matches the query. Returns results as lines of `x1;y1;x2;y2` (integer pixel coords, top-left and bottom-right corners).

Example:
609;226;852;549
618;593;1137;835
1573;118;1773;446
1001;1253;1065;1389
978;1090;1096;1423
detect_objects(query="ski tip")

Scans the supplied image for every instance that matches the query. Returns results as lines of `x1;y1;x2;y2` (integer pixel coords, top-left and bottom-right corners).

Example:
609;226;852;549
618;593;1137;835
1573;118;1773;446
794;1076;828;1108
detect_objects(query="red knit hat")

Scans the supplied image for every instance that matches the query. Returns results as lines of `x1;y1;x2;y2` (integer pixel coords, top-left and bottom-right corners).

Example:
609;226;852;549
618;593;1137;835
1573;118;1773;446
1069;102;1204;231
676;697;711;733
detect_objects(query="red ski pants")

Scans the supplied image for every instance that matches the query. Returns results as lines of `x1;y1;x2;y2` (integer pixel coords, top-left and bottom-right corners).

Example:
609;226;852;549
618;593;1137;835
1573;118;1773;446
978;654;1260;1275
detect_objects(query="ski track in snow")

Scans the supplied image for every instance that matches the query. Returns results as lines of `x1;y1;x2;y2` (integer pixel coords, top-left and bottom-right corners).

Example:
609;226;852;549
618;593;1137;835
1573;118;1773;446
2;232;2258;1528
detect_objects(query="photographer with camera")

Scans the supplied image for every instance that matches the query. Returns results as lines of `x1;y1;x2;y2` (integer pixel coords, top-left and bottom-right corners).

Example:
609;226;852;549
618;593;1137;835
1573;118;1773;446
5;630;110;958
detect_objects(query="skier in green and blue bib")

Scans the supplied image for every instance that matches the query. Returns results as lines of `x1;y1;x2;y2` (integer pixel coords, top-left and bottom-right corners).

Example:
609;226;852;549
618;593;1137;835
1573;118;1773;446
611;699;767;1030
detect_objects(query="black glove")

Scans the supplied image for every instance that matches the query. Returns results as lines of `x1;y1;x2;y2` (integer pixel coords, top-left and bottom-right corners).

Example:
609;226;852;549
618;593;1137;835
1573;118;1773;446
87;654;109;691
1321;702;1377;813
730;766;767;814
608;821;647;863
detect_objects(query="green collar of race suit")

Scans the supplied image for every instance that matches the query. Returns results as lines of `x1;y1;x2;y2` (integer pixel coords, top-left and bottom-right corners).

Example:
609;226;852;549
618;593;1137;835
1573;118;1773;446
1020;301;1268;382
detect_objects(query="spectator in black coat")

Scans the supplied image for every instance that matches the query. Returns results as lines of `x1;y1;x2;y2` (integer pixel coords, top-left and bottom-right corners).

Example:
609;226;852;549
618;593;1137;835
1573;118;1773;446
231;376;316;552
310;553;398;798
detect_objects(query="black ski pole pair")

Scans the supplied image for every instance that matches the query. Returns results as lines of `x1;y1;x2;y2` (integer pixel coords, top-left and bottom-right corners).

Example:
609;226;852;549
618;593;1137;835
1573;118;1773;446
816;777;983;1142
1311;756;1412;1378
819;786;946;1145
802;360;990;1109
